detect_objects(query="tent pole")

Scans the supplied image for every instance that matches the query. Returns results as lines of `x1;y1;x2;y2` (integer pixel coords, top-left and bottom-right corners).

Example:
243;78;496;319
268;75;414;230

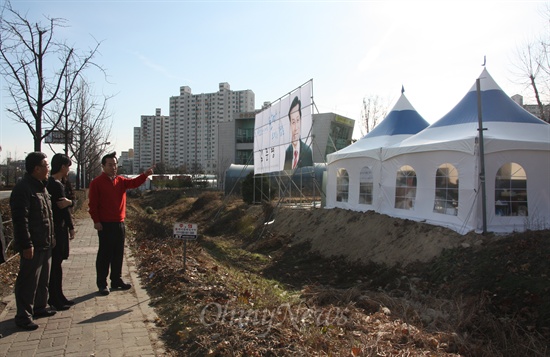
476;78;488;234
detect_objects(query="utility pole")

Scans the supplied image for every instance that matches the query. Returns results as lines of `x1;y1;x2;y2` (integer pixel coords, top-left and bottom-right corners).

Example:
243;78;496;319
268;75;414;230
476;78;488;234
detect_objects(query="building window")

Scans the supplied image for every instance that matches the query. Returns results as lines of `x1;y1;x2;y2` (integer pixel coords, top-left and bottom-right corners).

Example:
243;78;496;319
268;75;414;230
336;168;349;202
359;166;373;205
236;128;254;143
495;163;528;216
395;165;416;210
433;163;459;215
236;150;253;165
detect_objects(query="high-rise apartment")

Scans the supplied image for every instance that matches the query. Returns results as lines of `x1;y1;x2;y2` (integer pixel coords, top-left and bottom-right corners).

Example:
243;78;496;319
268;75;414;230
133;108;169;173
133;83;254;174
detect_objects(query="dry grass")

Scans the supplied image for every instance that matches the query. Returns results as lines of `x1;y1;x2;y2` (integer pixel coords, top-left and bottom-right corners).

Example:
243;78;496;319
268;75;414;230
123;191;550;356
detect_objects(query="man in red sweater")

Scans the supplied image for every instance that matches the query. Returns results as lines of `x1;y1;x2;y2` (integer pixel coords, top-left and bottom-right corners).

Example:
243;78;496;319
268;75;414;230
88;152;154;295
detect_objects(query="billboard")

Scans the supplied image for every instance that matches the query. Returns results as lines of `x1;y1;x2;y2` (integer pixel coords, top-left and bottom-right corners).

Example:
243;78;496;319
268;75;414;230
253;81;313;174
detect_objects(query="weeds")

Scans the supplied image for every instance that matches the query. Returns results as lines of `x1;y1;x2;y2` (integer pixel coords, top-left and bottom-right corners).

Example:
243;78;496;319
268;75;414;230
125;191;550;356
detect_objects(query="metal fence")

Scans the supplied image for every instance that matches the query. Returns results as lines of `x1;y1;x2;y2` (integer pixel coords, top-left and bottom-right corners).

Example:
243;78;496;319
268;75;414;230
1;216;15;265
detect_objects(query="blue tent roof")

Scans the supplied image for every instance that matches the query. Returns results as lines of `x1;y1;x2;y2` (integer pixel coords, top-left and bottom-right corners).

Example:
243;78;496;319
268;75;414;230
384;68;550;157
364;109;430;137
327;92;429;163
432;68;547;128
359;93;429;139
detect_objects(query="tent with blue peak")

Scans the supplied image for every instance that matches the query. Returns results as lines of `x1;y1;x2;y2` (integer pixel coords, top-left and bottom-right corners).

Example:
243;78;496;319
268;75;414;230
325;91;429;211
326;68;550;234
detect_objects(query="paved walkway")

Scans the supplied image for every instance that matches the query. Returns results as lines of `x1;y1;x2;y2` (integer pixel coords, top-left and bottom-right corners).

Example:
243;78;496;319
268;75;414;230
0;218;166;357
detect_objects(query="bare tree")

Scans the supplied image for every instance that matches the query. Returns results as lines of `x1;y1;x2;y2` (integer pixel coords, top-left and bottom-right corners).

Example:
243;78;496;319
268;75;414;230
360;95;388;137
68;80;112;189
511;4;549;122
154;162;169;175
512;41;548;122
0;3;104;151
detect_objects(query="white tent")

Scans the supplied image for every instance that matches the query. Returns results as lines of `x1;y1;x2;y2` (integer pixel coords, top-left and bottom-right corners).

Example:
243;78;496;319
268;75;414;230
326;92;429;211
326;69;550;234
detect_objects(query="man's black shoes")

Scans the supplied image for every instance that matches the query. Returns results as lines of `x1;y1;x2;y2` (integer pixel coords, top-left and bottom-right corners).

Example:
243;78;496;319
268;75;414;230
49;299;71;311
51;304;71;311
16;320;39;330
99;280;131;294
33;309;57;318
111;281;131;290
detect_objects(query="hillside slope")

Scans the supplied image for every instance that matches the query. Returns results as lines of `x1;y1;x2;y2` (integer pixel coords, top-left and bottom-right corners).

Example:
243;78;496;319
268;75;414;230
126;190;550;356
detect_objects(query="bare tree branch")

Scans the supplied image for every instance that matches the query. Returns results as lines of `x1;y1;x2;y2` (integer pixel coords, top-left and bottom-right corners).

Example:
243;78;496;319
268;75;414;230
360;95;388;137
67;80;113;189
511;4;549;122
0;3;106;150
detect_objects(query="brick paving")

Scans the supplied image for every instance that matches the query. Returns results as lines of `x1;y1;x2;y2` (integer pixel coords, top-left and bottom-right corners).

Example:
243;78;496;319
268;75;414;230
0;218;166;356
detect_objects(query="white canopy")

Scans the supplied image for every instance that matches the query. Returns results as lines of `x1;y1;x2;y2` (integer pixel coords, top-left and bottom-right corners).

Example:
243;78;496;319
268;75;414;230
326;69;550;234
327;93;429;162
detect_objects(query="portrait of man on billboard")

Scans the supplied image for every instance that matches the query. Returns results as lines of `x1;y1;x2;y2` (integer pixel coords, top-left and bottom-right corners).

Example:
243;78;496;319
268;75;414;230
283;96;313;170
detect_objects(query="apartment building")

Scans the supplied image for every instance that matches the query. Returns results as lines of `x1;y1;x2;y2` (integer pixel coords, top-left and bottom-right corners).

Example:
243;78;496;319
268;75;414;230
133;108;169;173
133;83;255;174
511;94;550;121
119;149;134;174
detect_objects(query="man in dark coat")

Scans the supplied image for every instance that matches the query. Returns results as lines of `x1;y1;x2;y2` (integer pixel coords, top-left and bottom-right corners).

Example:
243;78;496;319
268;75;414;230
10;152;56;330
46;153;75;310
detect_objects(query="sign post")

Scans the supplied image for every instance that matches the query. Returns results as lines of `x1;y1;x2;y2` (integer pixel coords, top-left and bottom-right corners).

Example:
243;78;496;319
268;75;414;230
173;223;198;272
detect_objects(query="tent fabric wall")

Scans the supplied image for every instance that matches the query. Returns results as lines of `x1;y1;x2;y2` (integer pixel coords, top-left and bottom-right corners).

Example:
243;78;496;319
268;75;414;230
378;150;479;234
326;68;550;234
326;156;383;211
484;150;550;232
325;93;429;211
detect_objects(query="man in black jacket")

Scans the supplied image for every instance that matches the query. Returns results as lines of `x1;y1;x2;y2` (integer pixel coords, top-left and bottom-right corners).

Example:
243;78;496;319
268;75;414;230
10;152;56;330
47;153;75;310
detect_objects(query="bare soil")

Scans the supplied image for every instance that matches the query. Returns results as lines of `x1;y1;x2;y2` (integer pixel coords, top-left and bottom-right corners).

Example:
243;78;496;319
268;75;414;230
124;190;550;356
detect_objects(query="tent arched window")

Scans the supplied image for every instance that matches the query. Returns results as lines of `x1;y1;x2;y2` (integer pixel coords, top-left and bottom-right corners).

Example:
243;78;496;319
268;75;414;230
495;163;528;217
359;167;373;205
336;168;349;202
433;163;459;215
395;165;416;210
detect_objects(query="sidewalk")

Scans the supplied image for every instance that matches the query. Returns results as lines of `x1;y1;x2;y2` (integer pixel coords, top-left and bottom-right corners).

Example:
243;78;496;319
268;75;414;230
0;218;165;357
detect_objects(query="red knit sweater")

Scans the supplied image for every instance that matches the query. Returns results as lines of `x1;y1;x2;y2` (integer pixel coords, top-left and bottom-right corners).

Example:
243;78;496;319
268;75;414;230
88;172;148;223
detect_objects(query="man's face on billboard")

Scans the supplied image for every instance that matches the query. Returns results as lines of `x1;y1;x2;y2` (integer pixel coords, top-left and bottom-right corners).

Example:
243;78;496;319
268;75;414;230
289;105;301;148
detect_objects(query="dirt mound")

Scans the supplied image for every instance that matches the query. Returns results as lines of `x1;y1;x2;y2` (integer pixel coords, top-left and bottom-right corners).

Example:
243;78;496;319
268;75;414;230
265;206;483;267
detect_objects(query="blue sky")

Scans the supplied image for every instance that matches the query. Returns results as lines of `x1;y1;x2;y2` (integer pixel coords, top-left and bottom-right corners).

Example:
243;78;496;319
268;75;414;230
1;0;548;163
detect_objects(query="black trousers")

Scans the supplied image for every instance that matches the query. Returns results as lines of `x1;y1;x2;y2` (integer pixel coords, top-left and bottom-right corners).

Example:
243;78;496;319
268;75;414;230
96;222;126;289
14;249;51;324
48;245;67;305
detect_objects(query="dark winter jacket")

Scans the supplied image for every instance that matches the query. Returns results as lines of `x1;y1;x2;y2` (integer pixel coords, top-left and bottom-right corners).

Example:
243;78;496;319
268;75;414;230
10;173;55;252
47;176;74;259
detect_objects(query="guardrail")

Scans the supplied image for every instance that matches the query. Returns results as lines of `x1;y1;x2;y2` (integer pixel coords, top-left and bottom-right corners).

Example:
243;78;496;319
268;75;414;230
1;218;16;265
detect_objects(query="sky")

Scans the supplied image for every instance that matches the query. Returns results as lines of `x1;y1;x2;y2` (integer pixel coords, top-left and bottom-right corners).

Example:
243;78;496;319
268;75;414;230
0;0;548;164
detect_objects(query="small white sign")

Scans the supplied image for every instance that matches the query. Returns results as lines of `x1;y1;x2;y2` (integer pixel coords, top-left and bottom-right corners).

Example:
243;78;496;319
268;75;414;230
173;222;198;240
